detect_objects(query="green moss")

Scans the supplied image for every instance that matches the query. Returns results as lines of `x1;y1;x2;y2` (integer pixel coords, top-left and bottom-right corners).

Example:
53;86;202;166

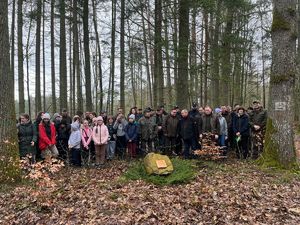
256;118;282;168
271;9;290;32
121;158;196;186
287;7;296;17
270;72;295;84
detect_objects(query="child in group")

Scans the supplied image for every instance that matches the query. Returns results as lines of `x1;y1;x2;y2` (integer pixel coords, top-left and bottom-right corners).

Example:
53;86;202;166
68;116;82;166
81;119;93;165
92;116;109;166
106;116;117;160
124;114;138;158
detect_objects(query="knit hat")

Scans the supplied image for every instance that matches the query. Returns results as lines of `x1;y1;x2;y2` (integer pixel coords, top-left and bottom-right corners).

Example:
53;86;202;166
42;113;51;120
96;116;103;121
129;114;135;120
215;108;222;114
52;113;61;121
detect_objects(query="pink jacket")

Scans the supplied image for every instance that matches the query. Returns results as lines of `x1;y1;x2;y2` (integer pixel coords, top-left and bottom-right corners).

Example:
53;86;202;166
92;124;109;145
81;127;92;148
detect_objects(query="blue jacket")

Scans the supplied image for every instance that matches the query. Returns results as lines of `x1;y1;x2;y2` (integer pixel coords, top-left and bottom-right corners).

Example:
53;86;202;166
232;114;250;136
124;122;138;142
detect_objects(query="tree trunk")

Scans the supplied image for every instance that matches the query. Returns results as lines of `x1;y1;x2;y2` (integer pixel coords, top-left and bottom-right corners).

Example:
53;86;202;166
92;0;103;111
83;0;92;112
261;0;297;168
120;0;125;111
154;0;164;107
11;0;16;105
50;0;56;113
42;0;46;111
35;0;42;114
59;0;67;111
176;0;189;109
72;0;83;112
0;0;21;183
26;5;33;118
17;0;25;113
189;6;197;103
203;10;209;106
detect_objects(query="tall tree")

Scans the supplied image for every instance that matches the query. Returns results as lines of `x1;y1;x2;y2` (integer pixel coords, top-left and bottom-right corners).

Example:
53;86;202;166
120;0;125;110
0;0;21;183
154;0;164;107
35;0;42;113
177;0;190;109
59;0;67;111
17;0;25;113
83;0;92;111
50;0;56;113
261;0;296;168
42;0;46;111
11;0;16;99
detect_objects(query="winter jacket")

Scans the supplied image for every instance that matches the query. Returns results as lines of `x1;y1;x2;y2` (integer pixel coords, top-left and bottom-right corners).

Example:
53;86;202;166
200;113;220;134
189;109;202;136
124;122;138;142
39;122;57;151
178;116;196;140
68;121;81;149
81;127;93;148
233;114;250;136
92;124;109;145
55;119;71;141
222;111;231;128
107;124;117;141
162;115;179;138
113;119;128;137
217;116;228;136
17;121;37;157
249;109;267;130
138;116;157;140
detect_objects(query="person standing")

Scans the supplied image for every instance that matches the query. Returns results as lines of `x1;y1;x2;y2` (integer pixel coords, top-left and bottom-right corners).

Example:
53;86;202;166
17;113;37;163
106;116;117;160
162;108;179;155
38;113;59;159
81;119;93;164
124;114;138;158
113;114;128;159
215;108;228;147
249;100;268;159
92;116;109;166
68;116;82;166
232;107;250;159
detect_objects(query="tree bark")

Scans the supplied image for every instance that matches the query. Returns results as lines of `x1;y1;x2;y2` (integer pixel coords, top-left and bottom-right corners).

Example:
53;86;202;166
11;0;16;106
261;0;297;168
17;0;25;113
35;0;42;114
120;0;126;111
50;0;56;113
0;0;21;183
83;0;92;112
176;0;189;109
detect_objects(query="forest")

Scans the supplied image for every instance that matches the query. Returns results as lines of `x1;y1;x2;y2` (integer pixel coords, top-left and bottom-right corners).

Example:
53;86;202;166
1;0;300;224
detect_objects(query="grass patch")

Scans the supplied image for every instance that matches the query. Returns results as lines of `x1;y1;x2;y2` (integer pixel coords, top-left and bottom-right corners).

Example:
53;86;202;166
121;157;196;186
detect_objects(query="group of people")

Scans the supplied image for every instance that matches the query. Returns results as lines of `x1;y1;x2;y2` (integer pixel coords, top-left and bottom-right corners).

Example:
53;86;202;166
17;100;267;167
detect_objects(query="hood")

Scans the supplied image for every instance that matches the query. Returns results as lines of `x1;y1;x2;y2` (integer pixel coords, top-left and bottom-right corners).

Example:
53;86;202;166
71;121;80;131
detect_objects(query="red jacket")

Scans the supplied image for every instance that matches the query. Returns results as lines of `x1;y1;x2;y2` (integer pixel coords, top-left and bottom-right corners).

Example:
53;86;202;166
39;122;56;151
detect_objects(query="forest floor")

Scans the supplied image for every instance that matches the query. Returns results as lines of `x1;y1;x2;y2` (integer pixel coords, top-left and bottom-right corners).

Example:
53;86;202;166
1;154;300;225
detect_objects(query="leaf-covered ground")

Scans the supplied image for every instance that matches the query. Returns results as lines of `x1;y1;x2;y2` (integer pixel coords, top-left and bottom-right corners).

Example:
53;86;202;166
1;156;300;225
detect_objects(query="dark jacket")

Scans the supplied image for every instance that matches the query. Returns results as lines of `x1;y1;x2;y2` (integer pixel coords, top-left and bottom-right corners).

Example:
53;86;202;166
249;109;267;130
233;114;250;136
55;119;71;141
125;122;138;142
200;113;220;134
138;116;157;140
107;123;117;141
17;121;37;157
162;114;179;138
178;116;196;140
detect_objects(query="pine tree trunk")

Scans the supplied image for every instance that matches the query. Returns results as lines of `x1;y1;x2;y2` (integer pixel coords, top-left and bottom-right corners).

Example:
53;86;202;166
17;0;25;113
11;0;16;105
120;0;125;111
262;0;297;168
59;0;67;111
42;0;46;111
83;0;92;112
203;10;209;106
26;6;33;118
50;0;56;113
35;0;42;114
0;0;21;183
177;0;189;109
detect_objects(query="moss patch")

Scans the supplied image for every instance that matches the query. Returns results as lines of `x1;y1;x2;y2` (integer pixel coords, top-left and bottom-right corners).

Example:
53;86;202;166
121;158;196;186
271;9;290;32
270;72;295;84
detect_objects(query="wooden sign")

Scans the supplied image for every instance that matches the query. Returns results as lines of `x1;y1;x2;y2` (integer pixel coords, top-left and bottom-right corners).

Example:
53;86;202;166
156;160;167;169
275;102;287;111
